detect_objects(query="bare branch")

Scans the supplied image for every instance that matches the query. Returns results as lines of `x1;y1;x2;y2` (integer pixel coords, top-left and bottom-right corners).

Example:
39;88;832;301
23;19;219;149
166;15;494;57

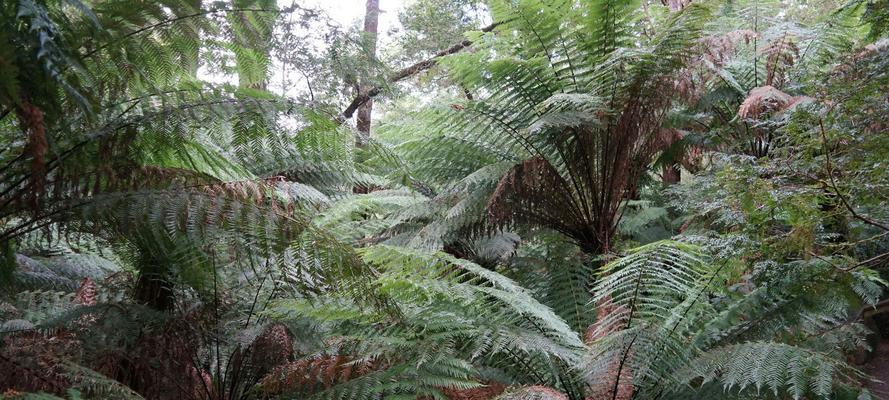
339;21;504;122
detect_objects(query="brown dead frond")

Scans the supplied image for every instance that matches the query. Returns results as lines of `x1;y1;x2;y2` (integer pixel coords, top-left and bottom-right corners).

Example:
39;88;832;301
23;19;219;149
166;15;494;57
738;85;796;119
257;354;381;396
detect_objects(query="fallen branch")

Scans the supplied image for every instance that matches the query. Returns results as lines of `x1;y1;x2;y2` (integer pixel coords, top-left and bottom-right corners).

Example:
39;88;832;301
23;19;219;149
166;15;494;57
339;21;504;122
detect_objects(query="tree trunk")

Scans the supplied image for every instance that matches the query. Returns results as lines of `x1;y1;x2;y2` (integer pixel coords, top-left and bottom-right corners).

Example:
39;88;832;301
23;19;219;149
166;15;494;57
356;0;380;145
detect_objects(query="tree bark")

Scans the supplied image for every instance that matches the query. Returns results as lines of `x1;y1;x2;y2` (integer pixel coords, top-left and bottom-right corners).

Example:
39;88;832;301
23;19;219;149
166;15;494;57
355;0;380;144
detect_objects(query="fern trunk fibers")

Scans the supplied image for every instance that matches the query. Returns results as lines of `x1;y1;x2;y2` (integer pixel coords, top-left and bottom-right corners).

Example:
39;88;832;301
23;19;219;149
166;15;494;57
662;165;680;185
134;264;175;311
356;0;380;145
0;239;14;288
15;100;47;213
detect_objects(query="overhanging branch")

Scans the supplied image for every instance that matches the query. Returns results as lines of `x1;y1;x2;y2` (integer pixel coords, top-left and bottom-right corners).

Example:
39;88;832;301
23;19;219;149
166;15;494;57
339;21;504;122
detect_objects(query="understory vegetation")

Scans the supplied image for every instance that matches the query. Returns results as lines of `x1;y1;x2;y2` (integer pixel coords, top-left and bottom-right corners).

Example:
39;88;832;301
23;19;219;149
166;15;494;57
1;0;888;399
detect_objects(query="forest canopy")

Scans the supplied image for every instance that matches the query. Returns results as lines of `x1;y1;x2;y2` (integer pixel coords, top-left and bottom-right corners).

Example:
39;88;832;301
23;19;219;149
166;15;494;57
1;0;888;399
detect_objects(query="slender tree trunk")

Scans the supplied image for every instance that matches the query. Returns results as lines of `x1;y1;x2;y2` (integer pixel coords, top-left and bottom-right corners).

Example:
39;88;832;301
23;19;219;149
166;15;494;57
356;0;380;145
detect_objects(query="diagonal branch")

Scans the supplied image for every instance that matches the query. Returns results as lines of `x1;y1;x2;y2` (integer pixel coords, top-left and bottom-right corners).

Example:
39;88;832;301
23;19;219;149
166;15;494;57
819;118;889;233
339;21;505;122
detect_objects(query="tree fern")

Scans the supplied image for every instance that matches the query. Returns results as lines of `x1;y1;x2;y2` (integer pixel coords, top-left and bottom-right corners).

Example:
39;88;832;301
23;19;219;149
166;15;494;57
587;239;877;399
392;1;713;254
262;244;586;398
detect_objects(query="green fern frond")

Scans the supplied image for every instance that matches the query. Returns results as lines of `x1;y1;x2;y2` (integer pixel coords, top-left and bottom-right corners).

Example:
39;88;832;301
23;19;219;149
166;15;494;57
588;239;877;399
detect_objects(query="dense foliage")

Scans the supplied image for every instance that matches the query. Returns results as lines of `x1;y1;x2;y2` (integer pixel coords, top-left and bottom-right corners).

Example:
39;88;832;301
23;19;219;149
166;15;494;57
1;0;887;399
